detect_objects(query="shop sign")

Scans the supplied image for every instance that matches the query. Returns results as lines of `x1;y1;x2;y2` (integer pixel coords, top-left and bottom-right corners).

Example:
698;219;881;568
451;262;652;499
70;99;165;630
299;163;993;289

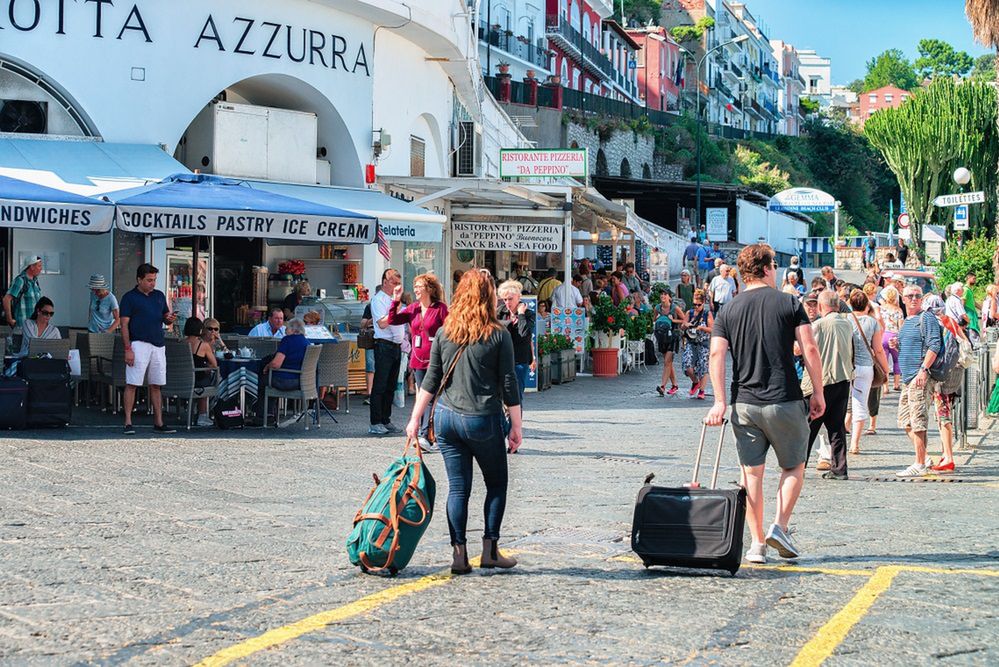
768;187;836;212
378;220;442;243
933;191;985;207
499;149;587;178
115;208;375;244
0;2;371;76
705;208;727;241
451;222;562;252
0;201;114;233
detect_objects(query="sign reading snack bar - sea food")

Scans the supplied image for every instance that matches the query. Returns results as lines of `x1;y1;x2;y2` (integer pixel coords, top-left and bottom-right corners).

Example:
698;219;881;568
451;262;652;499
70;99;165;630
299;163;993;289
115;207;375;244
499;149;587;178
451;222;563;252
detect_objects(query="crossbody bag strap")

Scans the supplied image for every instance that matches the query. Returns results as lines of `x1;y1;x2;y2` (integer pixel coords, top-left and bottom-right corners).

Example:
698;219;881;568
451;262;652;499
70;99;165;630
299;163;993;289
849;311;877;360
427;345;466;431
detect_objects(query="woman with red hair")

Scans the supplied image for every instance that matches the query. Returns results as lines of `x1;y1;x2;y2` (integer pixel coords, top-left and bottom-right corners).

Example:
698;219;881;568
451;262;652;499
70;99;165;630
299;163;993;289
407;269;522;575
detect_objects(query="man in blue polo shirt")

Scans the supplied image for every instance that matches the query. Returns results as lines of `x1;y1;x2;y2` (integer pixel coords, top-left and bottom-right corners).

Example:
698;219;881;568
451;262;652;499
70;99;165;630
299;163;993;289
119;263;177;436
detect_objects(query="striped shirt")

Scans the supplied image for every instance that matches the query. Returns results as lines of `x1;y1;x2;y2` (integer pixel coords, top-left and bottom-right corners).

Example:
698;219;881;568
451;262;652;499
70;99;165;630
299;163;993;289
6;272;41;328
897;311;941;384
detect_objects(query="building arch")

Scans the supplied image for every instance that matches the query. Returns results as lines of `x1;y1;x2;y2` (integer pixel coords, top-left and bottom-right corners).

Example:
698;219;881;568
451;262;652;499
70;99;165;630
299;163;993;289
620;157;631;178
570;140;579;149
0;54;98;137
173;73;363;187
642;163;651;179
595;148;608;177
411;112;446;178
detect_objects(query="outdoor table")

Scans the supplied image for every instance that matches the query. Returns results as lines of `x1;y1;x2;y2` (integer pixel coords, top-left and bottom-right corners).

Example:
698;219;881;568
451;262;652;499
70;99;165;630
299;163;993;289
217;357;265;415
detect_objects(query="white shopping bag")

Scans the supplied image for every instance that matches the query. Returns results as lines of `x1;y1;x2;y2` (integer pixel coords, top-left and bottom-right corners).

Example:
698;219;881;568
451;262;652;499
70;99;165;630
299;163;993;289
394;352;407;408
68;349;82;376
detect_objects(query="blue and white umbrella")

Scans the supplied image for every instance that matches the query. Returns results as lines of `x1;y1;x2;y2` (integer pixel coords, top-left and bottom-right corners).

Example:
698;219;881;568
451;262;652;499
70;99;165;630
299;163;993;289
0;174;114;233
105;173;377;244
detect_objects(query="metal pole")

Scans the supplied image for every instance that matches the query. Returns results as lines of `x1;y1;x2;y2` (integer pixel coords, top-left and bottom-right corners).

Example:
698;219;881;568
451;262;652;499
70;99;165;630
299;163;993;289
695;55;703;240
833;201;840;269
485;0;491;76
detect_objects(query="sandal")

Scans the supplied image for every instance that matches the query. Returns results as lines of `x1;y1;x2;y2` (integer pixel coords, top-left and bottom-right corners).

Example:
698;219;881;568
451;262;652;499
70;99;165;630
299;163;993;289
864;429;877;435
849;448;861;455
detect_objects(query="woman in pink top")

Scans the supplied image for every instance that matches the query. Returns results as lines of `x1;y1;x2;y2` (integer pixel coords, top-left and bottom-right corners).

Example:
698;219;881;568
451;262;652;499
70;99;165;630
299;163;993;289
388;272;449;450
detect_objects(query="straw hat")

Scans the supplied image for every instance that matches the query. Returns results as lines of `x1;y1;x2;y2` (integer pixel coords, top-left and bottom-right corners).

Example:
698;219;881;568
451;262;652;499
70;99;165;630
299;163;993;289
88;274;109;290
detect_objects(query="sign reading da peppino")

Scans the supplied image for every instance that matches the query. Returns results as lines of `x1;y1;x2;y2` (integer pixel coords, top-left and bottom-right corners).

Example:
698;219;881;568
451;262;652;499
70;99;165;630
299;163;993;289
0;1;370;76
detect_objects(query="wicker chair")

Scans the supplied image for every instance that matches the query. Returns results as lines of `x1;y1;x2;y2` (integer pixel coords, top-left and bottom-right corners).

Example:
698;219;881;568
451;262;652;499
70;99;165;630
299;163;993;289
28;338;71;360
244;337;280;359
161;340;218;429
262;344;321;430
94;337;133;413
317;342;351;414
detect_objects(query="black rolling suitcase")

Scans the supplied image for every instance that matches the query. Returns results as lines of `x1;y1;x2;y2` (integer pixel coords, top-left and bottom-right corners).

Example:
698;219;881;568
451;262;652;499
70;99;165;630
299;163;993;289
0;377;28;429
631;421;746;575
18;358;72;428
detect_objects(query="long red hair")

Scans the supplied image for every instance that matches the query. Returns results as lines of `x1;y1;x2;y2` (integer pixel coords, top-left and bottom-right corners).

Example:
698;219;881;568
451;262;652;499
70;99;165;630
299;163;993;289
444;269;501;345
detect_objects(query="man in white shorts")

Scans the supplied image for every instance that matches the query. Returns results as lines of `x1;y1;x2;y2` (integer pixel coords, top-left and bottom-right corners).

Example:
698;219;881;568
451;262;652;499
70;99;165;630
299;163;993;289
119;263;177;435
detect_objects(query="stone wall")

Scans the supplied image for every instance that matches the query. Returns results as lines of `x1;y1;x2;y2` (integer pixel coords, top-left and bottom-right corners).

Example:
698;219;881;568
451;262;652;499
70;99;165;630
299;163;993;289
566;123;656;178
835;245;920;272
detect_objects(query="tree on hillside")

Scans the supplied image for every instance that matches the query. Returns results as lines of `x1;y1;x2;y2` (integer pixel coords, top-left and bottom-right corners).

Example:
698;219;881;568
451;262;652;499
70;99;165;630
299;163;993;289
616;0;662;26
847;79;865;94
914;38;975;79
970;53;996;81
865;78;999;245
862;49;919;91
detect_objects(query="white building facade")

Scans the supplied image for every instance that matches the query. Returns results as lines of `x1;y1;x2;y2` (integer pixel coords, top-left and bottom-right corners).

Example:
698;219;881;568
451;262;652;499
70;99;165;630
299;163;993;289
798;49;832;107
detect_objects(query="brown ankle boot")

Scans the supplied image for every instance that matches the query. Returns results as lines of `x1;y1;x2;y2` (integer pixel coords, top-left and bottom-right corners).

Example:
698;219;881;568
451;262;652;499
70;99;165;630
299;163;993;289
451;544;472;575
480;538;517;569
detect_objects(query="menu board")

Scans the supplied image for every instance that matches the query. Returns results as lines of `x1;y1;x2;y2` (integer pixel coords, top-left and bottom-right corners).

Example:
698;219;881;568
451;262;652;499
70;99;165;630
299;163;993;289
550;306;589;354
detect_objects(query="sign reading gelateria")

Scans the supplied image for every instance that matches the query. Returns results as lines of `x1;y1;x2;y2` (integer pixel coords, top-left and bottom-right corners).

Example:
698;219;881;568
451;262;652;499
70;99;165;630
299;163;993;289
451;222;563;252
0;1;370;75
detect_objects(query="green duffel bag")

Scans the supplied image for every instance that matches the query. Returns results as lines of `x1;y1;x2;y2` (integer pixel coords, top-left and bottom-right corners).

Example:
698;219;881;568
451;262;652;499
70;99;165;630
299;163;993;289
347;438;436;575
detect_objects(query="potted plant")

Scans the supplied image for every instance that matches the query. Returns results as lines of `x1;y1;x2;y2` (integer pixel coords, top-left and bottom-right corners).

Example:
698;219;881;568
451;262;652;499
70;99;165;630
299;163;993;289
537;333;554;390
590;295;627;377
555;333;577;384
497;62;511;75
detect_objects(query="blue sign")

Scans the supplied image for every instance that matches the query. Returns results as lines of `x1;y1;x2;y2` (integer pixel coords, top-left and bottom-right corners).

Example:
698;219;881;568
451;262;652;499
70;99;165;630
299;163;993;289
954;204;969;230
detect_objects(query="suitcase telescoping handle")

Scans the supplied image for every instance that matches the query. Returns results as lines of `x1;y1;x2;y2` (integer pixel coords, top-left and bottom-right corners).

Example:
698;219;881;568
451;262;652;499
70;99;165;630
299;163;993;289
690;419;728;489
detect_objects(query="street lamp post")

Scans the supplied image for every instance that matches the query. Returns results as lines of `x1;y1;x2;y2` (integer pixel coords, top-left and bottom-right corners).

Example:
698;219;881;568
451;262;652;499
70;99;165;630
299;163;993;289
953;166;971;247
693;34;748;240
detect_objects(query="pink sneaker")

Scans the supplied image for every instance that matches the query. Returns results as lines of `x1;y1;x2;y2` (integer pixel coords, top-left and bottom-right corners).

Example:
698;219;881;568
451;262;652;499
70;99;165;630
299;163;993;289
667;385;679;396
689;384;699;397
697;390;706;400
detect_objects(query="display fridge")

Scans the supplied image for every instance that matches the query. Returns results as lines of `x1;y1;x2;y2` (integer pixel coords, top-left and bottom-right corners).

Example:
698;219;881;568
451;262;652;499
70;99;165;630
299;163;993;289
166;249;209;334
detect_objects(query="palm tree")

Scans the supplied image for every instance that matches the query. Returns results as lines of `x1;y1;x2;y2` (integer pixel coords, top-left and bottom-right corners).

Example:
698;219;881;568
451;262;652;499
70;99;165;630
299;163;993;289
965;0;999;276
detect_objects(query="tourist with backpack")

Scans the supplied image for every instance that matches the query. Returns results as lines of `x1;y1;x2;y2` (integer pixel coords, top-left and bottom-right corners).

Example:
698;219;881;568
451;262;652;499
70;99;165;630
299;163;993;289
3;255;43;328
654;291;686;396
406;269;522;575
891;286;942;478
921;294;971;473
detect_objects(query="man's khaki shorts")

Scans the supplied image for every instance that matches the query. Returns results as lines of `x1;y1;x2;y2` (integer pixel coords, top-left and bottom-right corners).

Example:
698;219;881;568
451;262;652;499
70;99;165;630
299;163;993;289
897;380;931;432
731;400;810;469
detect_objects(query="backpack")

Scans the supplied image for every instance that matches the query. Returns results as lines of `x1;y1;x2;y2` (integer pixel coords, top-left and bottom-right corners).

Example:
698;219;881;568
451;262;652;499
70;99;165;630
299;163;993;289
212;397;244;429
346;438;436;575
920;313;962;382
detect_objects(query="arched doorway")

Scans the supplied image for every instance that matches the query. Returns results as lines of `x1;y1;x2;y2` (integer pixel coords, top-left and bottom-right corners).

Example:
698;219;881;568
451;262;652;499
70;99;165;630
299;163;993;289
0;54;96;136
620;157;632;178
642;163;652;179
595;149;608;177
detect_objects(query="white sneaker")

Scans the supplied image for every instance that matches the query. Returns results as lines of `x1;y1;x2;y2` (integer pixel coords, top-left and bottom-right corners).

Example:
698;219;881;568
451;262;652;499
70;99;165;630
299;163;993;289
196;414;213;427
896;462;929;478
744;542;767;564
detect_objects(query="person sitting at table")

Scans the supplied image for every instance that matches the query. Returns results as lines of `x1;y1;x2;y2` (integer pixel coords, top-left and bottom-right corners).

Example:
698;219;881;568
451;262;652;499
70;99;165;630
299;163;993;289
251;317;309;426
202;317;227;353
184;317;218;427
18;296;61;357
249;307;286;338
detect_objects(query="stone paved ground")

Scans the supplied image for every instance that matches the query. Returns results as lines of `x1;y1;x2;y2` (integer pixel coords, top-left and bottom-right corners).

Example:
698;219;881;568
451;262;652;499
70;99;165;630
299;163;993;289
1;365;996;666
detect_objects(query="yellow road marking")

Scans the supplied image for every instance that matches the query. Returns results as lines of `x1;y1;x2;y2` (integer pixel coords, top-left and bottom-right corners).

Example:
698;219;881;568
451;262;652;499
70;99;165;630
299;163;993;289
789;566;901;667
195;555;498;667
743;564;872;577
896;565;999;577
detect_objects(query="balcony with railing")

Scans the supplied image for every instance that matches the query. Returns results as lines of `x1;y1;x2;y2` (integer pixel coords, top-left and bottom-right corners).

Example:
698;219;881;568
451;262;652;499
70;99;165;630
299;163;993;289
479;22;550;70
545;14;614;80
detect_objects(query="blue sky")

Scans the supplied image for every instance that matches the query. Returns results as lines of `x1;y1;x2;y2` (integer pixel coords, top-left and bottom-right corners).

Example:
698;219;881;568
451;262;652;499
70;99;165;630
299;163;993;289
743;0;992;84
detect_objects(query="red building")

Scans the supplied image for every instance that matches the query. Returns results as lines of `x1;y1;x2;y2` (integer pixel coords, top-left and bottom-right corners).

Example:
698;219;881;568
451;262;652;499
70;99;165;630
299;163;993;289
627;26;683;112
857;85;912;126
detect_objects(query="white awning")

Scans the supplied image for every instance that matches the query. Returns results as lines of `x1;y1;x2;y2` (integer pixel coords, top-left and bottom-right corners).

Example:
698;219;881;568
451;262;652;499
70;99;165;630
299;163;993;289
0;137;188;198
250;180;447;243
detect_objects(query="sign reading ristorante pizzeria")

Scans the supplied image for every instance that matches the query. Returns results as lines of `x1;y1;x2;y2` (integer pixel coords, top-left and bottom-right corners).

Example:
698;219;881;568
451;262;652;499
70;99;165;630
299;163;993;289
116;208;375;244
451;222;562;252
0;1;370;76
499;149;588;178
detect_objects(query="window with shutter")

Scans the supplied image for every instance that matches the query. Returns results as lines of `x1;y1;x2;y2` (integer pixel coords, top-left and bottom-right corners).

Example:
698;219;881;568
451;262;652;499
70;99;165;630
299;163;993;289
410;135;425;177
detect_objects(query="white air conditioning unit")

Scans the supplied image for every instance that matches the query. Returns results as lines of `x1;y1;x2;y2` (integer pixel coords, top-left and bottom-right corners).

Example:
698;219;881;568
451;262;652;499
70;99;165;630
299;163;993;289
315;159;331;185
182;102;318;183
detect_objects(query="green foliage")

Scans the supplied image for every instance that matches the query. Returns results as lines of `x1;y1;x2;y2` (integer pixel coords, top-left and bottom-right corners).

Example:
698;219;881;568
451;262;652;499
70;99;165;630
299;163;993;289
799;97;820;114
862;49;919;91
649;282;670;303
590;294;628;334
625;310;654;341
616;0;661;25
847;79;866;94
864;78;999;244
733;145;790;196
936;234;996;301
670;17;714;43
538;332;574;355
969;53;996;82
914;39;974;79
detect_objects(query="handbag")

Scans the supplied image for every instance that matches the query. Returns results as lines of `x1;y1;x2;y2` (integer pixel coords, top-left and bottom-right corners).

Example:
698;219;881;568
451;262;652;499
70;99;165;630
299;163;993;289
850;311;887;388
357;326;376;350
425;346;466;446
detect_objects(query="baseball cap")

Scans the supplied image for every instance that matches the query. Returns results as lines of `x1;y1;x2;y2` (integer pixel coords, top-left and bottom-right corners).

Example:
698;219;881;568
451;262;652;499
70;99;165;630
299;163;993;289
22;255;42;271
803;289;821;303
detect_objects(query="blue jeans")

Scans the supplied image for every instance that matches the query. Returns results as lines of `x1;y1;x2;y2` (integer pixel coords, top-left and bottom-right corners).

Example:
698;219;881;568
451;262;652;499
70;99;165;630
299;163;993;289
413;368;430;437
514;363;530;405
435;404;508;545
